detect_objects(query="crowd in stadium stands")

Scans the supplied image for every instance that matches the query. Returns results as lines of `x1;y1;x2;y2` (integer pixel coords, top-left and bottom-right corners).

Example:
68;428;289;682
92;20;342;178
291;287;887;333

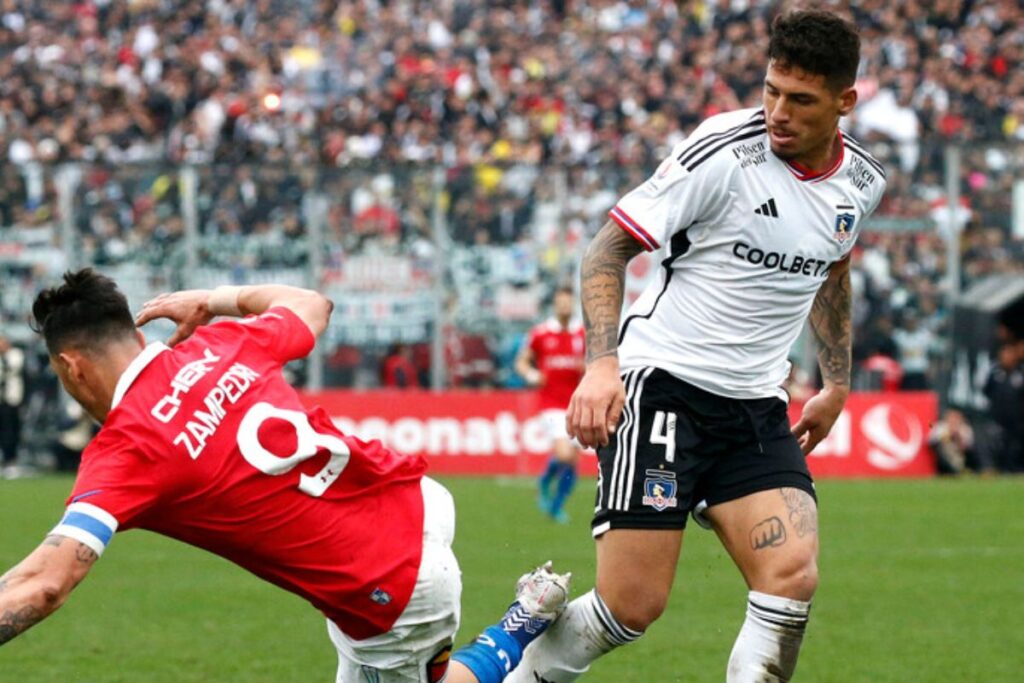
0;0;1022;416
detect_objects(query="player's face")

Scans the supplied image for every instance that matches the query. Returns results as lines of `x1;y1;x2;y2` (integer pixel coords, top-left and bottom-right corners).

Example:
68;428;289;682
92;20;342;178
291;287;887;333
553;292;574;321
762;60;857;168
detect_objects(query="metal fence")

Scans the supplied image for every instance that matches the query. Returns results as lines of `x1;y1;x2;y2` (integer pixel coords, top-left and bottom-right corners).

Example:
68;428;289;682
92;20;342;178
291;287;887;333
1;142;1021;390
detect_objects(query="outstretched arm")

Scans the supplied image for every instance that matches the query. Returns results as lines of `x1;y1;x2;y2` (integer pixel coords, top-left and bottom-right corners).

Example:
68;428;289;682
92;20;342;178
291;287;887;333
566;221;645;448
792;256;852;454
0;535;99;646
136;284;334;346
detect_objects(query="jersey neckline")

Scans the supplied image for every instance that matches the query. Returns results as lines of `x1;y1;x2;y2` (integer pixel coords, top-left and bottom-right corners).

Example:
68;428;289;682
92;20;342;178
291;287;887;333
111;342;169;409
783;129;845;183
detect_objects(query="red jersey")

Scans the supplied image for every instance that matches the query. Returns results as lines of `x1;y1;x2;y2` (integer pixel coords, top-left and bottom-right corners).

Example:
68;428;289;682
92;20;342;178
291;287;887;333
526;319;585;409
60;308;427;639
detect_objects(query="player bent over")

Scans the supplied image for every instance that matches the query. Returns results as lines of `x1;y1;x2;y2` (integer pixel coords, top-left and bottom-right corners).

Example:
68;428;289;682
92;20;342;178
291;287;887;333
515;286;585;523
0;269;570;683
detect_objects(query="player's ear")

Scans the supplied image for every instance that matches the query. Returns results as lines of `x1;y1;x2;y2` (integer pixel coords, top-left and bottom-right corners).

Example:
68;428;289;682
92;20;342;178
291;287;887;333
57;351;86;384
135;328;146;347
837;85;857;117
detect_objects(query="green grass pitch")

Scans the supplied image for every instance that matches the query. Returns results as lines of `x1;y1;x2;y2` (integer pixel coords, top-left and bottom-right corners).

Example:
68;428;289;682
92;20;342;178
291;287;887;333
2;475;1023;681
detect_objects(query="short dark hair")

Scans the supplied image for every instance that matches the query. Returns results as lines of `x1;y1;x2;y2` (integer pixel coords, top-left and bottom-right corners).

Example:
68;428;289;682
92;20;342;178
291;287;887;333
768;9;860;91
31;268;136;355
554;285;574;298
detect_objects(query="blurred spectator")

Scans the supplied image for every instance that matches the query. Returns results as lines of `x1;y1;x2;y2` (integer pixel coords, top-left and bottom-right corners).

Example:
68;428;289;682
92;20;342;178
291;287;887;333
51;395;93;473
380;343;421;388
860;348;904;392
982;341;1024;473
0;333;25;477
444;329;495;389
325;344;363;388
444;294;496;389
0;0;1022;394
928;408;975;475
892;311;935;389
0;1;1018;179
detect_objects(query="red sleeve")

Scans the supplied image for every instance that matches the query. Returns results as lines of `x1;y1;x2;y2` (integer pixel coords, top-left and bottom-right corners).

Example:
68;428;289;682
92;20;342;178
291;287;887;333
209;306;316;365
65;429;162;530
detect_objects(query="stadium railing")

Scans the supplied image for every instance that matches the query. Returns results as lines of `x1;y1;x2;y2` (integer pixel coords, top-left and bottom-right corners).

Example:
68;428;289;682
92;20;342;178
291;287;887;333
0;142;1020;393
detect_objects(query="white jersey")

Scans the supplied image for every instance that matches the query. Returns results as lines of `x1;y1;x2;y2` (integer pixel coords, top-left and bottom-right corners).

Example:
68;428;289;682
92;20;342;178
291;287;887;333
609;107;886;400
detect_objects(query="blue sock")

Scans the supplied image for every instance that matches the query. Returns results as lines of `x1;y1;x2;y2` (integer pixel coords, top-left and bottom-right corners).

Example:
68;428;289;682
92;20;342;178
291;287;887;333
451;626;522;683
549;464;577;515
538;457;560;495
451;603;553;683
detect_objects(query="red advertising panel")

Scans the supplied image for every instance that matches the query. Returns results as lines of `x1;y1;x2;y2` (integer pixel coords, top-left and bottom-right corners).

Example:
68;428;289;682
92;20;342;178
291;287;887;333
301;390;938;478
302;390;598;476
791;392;938;478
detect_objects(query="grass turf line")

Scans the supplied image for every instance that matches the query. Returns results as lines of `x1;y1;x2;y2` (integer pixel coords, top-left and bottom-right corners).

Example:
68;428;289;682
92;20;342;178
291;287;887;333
1;475;1022;681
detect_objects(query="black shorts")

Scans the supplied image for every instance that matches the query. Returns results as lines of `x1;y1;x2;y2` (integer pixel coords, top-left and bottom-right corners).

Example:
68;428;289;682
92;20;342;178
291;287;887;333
592;368;815;536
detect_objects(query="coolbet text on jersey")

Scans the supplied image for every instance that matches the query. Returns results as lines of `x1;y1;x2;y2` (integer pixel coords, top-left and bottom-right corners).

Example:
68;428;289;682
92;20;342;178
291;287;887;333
609;107;886;400
53;308;428;640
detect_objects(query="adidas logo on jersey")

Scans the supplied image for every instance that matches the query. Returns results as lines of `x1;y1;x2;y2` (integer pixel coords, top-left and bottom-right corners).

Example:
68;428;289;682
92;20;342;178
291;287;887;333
753;198;779;217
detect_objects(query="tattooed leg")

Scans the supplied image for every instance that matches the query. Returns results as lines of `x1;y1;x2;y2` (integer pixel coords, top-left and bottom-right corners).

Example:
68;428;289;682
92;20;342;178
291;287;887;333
705;490;818;683
780;488;818;538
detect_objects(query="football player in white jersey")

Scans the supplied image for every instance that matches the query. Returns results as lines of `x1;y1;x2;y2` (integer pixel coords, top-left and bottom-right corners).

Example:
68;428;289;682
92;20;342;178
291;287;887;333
507;10;886;683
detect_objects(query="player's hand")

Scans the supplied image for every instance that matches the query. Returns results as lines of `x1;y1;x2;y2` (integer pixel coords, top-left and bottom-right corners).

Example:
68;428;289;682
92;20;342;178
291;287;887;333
135;290;215;347
566;356;625;449
791;386;848;455
525;368;544;387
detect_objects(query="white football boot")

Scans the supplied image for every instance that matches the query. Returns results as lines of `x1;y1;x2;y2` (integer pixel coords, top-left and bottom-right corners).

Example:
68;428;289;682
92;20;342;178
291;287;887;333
515;561;572;622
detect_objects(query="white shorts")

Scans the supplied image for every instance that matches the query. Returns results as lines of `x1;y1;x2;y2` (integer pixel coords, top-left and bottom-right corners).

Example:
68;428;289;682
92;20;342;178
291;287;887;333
540;409;581;449
328;477;462;683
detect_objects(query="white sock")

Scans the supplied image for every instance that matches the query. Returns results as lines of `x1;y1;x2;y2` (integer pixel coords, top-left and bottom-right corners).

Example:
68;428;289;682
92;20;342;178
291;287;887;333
727;591;811;683
505;589;643;683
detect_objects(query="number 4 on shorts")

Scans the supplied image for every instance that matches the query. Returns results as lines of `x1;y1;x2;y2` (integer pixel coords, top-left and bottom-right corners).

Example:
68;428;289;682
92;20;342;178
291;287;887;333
650;410;676;463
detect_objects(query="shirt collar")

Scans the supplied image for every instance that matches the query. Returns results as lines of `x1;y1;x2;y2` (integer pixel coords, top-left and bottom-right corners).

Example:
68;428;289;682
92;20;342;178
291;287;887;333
111;342;169;410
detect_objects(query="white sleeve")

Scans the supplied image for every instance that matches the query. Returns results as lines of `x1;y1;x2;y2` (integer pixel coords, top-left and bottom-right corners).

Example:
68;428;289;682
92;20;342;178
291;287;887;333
609;140;731;252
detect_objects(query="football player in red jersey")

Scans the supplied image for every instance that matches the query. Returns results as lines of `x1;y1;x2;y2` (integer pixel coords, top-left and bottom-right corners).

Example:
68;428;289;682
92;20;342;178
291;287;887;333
515;286;585;523
0;269;569;683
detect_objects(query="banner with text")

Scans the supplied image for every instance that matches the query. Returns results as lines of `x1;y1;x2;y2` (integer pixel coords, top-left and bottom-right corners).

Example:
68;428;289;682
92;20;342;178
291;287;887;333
301;390;938;478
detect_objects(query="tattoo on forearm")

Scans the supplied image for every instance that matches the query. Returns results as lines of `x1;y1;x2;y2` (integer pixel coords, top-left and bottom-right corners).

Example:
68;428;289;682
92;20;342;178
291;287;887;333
0;579;7;594
43;535;64;548
750;516;787;550
0;605;43;645
75;544;98;564
781;488;818;537
580;222;645;363
809;266;852;388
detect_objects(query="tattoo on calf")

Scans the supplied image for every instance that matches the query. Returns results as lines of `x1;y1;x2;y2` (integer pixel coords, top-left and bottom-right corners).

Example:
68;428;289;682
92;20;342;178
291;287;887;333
780;488;818;537
750;516;787;550
0;605;44;645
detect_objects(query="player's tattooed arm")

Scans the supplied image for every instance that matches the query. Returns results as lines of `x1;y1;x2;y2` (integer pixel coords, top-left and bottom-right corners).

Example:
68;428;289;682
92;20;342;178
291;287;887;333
0;535;100;646
809;256;852;391
580;220;645;363
0;605;44;645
